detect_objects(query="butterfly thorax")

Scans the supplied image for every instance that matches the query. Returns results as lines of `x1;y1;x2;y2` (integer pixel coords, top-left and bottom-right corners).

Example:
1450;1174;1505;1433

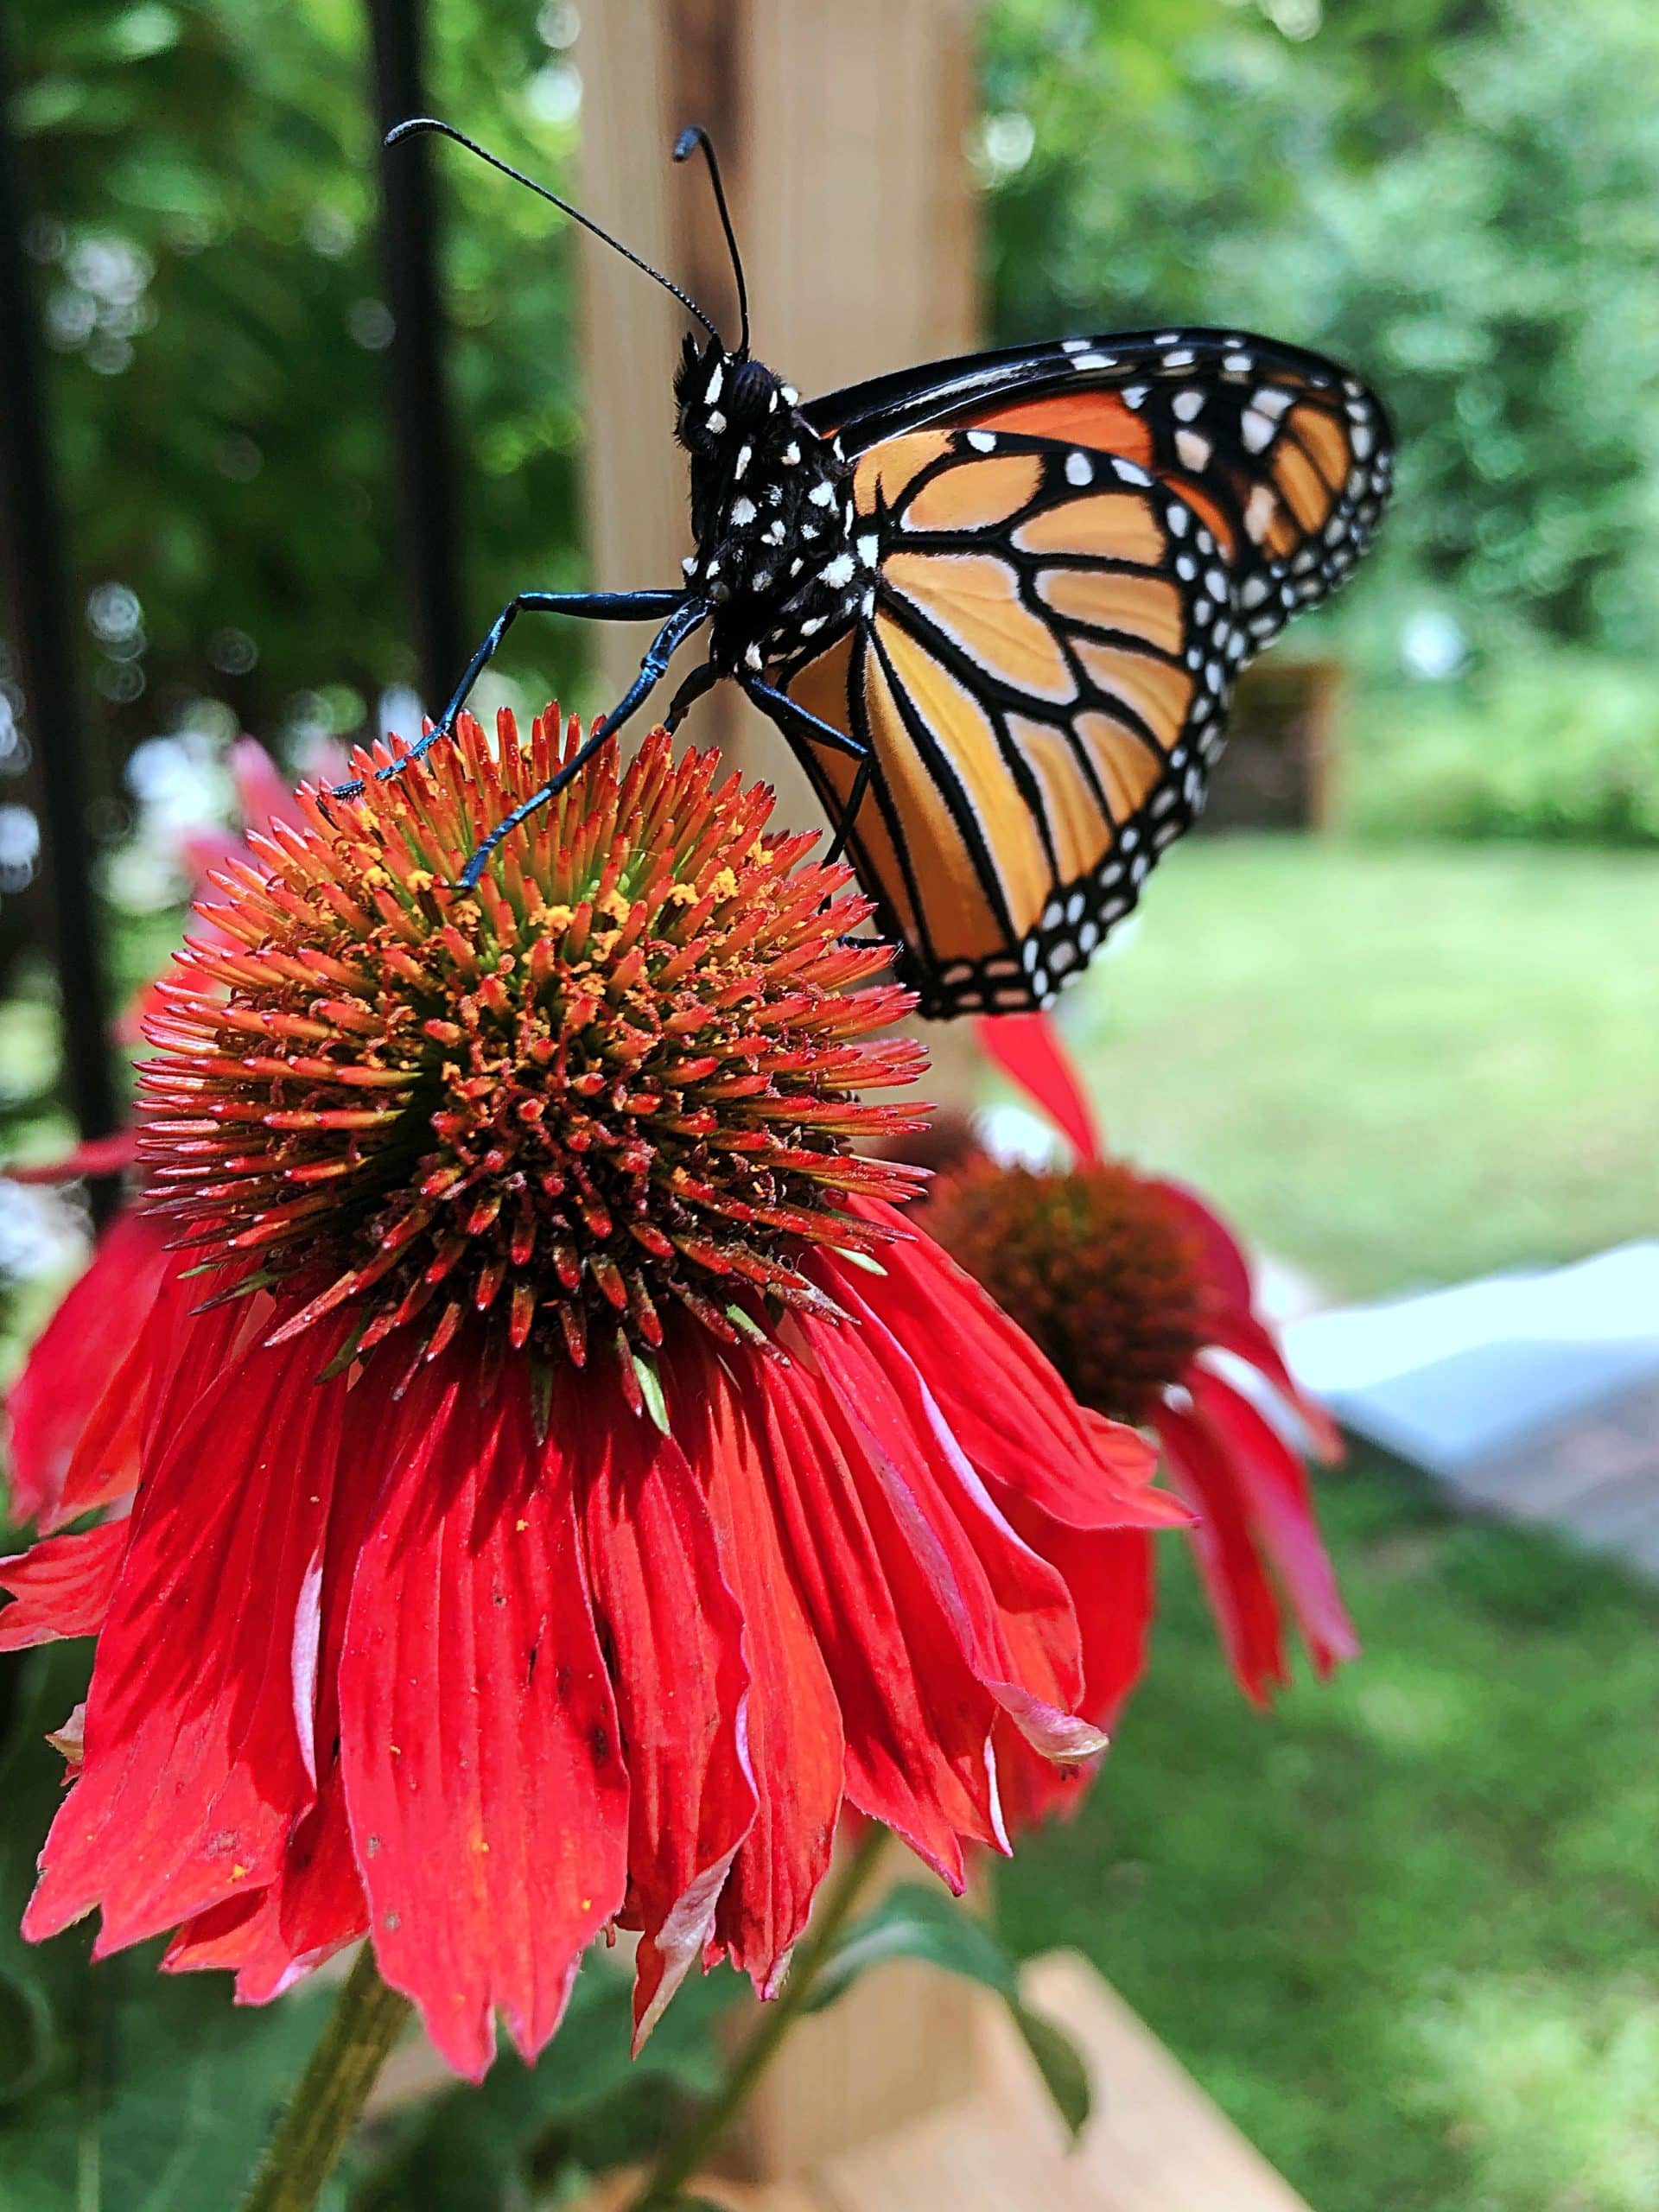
673;335;870;677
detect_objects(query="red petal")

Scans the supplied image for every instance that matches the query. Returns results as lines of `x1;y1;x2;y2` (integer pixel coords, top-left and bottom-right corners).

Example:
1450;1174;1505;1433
730;1346;1002;1892
574;1367;752;2048
798;1293;1097;1767
1189;1370;1357;1675
1146;1175;1255;1310
974;1012;1103;1162
163;1766;365;2002
1147;1178;1343;1458
0;1521;129;1651
1157;1397;1289;1705
993;1525;1153;1827
5;1211;169;1525
25;1324;350;1951
162;1353;396;2001
1205;1307;1344;1461
676;1344;845;1995
4;1129;141;1184
823;1216;1179;1535
338;1356;628;2080
231;737;302;839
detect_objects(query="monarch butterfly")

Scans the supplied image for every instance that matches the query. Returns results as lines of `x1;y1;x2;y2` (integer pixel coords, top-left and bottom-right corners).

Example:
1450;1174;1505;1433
347;118;1394;1020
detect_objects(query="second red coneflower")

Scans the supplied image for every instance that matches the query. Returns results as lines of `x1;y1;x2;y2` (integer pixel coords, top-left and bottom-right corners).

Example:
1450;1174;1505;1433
2;712;1181;2078
925;1012;1357;1805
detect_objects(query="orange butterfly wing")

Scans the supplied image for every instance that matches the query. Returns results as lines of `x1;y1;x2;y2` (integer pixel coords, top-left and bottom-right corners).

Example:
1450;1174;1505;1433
777;335;1391;1016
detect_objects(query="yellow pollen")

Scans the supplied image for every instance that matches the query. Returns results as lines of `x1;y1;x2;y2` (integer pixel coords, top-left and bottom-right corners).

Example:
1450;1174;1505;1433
529;901;575;931
362;865;391;888
598;888;632;925
406;868;436;892
664;882;699;907
709;868;740;901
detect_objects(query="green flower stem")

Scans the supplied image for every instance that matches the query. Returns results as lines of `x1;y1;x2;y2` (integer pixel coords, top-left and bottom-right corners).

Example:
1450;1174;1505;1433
242;1946;412;2212
624;1825;888;2212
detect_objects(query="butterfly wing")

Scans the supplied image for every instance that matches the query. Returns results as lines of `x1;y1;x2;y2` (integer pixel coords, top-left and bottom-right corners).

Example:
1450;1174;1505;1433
809;327;1393;654
771;331;1393;1018
775;431;1213;1014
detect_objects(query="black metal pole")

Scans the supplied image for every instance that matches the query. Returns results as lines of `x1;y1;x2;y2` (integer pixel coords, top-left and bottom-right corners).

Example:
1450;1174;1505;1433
365;0;465;716
0;13;120;1222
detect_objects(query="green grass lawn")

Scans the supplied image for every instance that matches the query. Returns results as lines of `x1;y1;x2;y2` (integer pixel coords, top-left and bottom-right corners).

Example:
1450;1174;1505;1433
999;1452;1659;2212
1047;837;1659;1298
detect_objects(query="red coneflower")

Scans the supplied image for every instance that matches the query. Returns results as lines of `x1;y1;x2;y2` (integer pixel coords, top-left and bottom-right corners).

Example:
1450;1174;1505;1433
923;1013;1357;1815
0;714;1180;2080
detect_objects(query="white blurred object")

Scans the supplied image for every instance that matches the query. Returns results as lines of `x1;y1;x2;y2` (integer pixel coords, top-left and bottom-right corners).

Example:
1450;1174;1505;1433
1399;607;1470;682
1284;1243;1659;1474
973;1103;1066;1171
0;1180;86;1286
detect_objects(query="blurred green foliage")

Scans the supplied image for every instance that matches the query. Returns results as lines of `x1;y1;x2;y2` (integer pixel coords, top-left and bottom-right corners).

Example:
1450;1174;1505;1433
1350;655;1659;844
5;0;591;792
3;0;1656;830
983;0;1659;659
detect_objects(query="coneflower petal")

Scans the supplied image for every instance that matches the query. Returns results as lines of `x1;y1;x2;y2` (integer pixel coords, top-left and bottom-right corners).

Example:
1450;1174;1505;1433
336;1352;629;2081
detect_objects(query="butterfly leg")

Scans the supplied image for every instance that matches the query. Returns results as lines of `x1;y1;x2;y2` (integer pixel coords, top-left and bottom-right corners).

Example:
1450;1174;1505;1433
458;600;709;889
741;677;874;865
662;659;721;732
329;588;690;798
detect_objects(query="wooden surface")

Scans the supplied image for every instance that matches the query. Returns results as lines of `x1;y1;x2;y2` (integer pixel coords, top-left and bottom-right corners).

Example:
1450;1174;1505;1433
575;0;980;786
575;0;985;1107
582;1949;1317;2212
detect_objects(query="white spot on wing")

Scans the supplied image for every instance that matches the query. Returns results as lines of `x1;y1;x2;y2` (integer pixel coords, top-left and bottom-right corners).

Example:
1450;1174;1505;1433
966;429;997;453
1241;409;1276;454
1065;451;1093;486
1175;428;1211;471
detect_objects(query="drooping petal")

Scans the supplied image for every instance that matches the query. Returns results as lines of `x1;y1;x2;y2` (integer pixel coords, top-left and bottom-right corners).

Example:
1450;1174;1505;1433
992;1522;1154;1827
1157;1395;1290;1705
671;1343;845;1994
798;1291;1099;1765
162;1356;402;2002
163;1769;365;2003
574;1368;753;2048
3;1130;141;1184
975;1012;1103;1164
25;1321;351;1951
1148;1176;1343;1457
0;1521;130;1651
730;1345;1003;1891
4;1211;169;1525
1188;1369;1357;1675
338;1356;629;2080
824;1216;1179;1535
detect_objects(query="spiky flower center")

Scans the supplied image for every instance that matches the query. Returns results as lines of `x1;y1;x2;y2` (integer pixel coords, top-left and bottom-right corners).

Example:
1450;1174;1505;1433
925;1160;1212;1425
141;710;926;1392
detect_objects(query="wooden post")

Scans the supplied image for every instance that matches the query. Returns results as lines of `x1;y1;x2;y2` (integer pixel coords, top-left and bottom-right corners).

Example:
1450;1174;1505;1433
576;0;984;1097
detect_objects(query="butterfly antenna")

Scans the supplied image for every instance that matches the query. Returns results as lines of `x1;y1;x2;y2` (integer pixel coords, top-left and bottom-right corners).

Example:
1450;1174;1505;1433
673;124;749;357
385;117;721;342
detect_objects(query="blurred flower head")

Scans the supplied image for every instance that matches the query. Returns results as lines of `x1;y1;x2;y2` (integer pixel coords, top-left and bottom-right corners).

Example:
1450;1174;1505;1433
926;1013;1357;1745
2;714;1179;2078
